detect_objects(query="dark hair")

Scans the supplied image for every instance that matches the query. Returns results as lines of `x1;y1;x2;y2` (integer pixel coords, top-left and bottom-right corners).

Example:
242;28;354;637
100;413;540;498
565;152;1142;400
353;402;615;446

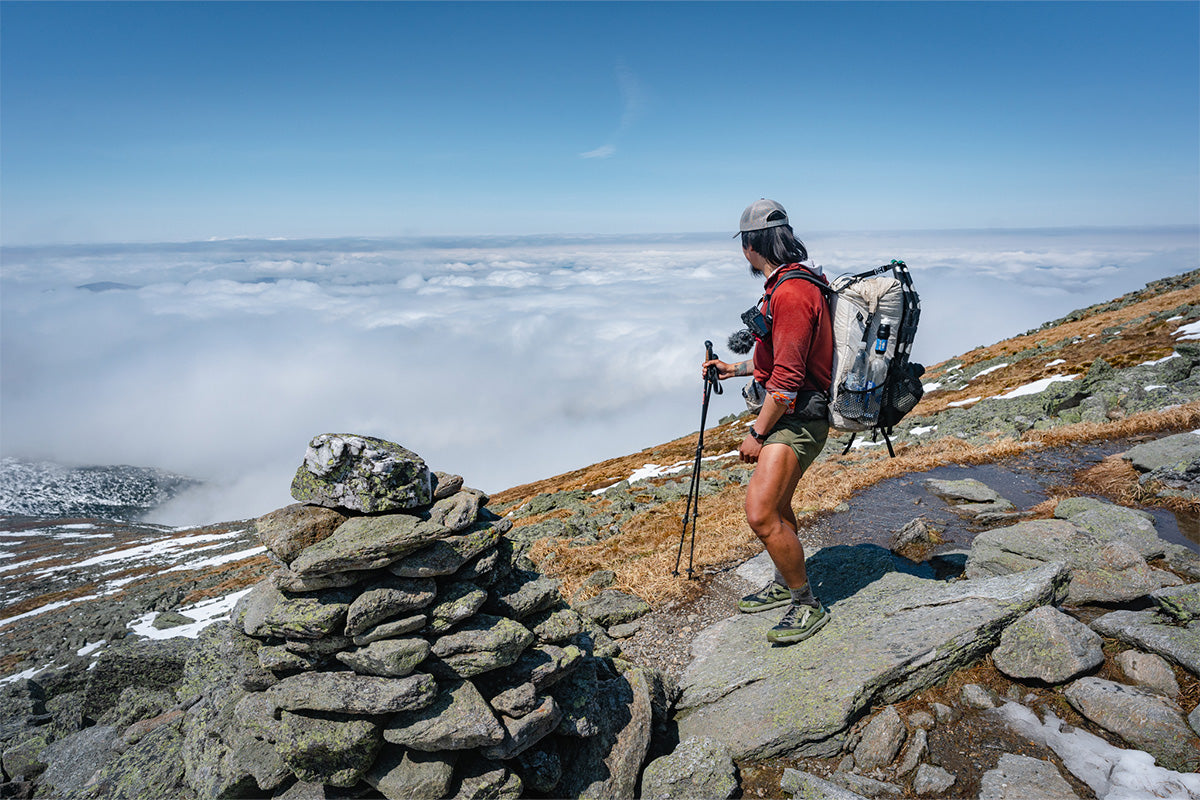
740;217;808;267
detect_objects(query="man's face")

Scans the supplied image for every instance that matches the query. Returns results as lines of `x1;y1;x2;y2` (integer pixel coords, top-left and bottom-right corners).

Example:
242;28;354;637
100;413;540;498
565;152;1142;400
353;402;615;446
743;245;765;278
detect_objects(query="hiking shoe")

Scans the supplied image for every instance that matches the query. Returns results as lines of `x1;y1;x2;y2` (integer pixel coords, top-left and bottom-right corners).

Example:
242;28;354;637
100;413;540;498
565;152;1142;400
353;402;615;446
767;602;830;645
737;581;792;613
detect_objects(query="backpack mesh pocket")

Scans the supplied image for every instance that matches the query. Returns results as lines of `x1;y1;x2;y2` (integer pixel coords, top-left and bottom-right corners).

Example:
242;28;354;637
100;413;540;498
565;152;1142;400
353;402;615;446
833;384;875;423
879;362;925;428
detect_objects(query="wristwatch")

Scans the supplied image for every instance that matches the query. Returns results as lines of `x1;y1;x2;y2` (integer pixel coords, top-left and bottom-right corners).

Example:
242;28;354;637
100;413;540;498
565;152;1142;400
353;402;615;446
749;428;769;444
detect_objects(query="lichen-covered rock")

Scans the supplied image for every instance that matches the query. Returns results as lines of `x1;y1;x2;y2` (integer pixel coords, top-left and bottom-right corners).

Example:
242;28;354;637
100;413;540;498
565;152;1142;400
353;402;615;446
1063;677;1200;772
383;679;505;751
1115;650;1181;697
1150;582;1200;621
387;523;502;578
640;736;738;800
427;582;488;634
351;614;427;646
365;746;458;800
675;564;1066;760
290;433;432;513
1123;431;1200;474
451;759;523;800
37;725;121;797
258;645;319;673
977;753;1079;800
485;572;561;621
254;503;348;564
1053;497;1166;559
429;614;535;679
343;576;437;637
481;696;563;760
489;682;540;718
288;513;448;577
271;566;374;594
273;710;381;787
267;671;437;715
2;729;52;781
556;665;653;799
69;715;192;800
335;638;430;678
516;743;562;794
573;589;651;628
424;488;487;533
1090;609;1200;675
255;587;356;641
83;638;194;719
852;705;906;771
97;686;176;729
925;478;1015;515
528;607;584;644
497;643;585;693
965;519;1156;604
992;606;1104;684
912;764;956;795
0;680;47;748
781;768;869;800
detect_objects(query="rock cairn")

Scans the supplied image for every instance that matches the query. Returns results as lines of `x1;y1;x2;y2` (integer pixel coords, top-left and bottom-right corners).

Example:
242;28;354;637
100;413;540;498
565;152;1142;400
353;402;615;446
179;434;665;799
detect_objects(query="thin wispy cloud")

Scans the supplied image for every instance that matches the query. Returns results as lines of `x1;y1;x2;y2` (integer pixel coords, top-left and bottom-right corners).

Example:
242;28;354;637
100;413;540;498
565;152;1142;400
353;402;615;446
580;60;647;159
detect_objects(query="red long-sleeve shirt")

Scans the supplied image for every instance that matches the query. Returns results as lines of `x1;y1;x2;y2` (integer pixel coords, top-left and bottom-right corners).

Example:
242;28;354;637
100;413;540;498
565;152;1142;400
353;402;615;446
752;264;834;412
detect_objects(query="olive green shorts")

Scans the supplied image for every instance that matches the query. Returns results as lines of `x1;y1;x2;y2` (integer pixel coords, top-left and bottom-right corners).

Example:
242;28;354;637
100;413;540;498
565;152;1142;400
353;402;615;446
764;415;829;474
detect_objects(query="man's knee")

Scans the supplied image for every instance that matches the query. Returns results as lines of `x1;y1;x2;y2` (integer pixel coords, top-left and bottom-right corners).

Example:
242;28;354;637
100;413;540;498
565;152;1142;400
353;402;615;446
745;499;778;539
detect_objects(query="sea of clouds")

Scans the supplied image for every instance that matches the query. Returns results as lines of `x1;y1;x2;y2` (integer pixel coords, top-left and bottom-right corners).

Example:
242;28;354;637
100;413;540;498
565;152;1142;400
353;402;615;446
2;226;1196;526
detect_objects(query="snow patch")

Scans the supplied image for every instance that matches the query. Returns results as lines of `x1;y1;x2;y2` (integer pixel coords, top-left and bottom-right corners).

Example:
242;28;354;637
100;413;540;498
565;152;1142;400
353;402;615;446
922;381;942;392
76;640;105;657
995;374;1079;400
592;450;739;494
164;545;266;572
947;396;982;407
971;363;1008;378
1171;320;1200;340
126;587;254;640
1140;352;1181;366
909;425;937;436
1045;358;1067;367
994;702;1200;800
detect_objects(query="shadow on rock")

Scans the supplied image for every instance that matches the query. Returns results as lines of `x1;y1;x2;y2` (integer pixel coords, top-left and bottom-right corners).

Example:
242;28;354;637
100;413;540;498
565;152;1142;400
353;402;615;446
808;544;965;608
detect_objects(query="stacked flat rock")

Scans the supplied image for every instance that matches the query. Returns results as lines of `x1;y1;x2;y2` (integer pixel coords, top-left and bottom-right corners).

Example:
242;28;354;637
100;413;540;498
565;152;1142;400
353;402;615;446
179;434;660;800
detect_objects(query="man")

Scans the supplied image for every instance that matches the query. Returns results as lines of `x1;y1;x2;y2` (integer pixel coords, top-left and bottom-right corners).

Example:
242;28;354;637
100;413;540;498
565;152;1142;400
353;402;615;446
702;199;834;645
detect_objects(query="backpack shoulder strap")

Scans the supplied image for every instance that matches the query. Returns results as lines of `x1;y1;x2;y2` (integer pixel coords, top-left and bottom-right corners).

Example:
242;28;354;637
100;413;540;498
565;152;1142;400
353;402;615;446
764;266;832;320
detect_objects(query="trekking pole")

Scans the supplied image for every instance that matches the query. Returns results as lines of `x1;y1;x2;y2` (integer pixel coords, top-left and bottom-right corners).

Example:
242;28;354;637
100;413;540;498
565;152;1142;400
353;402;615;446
673;340;722;578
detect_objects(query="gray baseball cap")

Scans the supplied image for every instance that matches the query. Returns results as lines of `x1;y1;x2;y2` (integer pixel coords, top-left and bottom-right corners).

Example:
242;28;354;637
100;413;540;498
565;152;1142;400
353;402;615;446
736;198;789;236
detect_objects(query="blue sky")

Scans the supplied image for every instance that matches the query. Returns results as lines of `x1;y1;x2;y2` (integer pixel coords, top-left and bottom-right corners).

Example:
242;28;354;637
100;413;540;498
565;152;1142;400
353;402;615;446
2;1;1197;244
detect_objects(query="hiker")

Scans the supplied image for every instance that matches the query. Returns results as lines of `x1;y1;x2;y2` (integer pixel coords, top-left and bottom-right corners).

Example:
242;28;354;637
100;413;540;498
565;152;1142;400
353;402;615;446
702;199;834;645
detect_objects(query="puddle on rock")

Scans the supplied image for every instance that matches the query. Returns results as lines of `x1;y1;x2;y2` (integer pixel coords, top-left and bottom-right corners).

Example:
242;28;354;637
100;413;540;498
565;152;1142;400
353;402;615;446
802;437;1199;555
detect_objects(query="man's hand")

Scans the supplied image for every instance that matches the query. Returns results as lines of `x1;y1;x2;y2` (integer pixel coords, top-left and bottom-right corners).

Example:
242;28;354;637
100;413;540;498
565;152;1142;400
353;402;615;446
702;359;748;380
739;434;763;463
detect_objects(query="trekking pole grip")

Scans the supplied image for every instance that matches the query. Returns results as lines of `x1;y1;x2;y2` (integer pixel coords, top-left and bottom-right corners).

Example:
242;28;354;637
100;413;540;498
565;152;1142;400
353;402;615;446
704;340;723;394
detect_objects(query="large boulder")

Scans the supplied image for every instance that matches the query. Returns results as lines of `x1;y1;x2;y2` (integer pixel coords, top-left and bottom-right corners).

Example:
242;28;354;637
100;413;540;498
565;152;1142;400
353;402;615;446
675;562;1066;759
387;524;502;578
290;433;433;513
573;589;650;628
964;519;1157;604
991;606;1104;684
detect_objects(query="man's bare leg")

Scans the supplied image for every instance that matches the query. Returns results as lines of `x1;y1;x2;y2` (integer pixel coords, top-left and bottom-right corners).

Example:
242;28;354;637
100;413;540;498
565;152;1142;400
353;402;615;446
745;442;809;589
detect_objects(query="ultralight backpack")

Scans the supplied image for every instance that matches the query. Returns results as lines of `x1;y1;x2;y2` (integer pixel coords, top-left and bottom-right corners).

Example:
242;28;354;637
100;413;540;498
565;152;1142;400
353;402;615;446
767;260;923;456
